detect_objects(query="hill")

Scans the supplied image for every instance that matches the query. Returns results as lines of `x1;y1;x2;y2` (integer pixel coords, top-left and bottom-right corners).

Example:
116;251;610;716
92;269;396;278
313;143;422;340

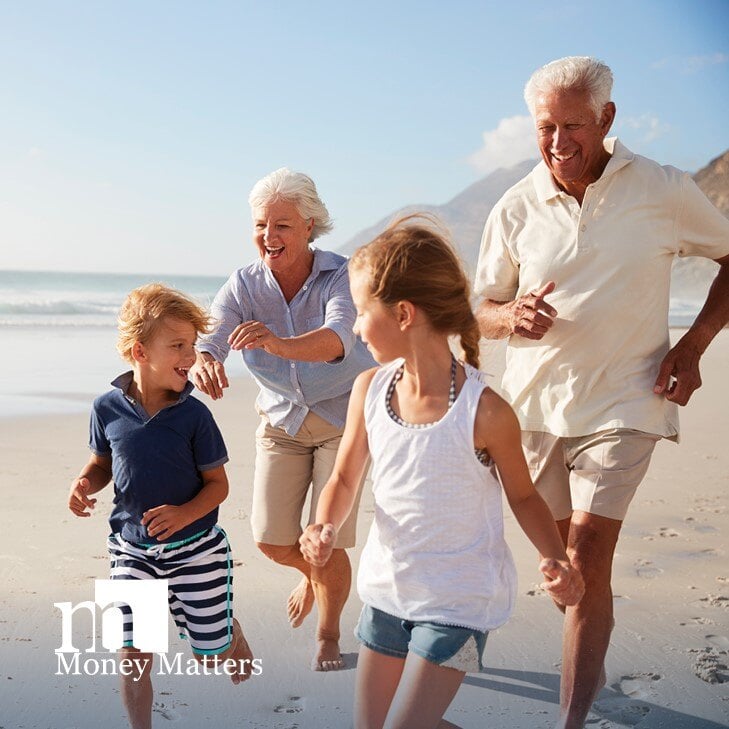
338;148;729;299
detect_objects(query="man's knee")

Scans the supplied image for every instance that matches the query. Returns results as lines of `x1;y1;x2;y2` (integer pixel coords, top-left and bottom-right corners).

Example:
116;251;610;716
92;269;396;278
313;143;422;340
256;542;300;564
568;512;622;585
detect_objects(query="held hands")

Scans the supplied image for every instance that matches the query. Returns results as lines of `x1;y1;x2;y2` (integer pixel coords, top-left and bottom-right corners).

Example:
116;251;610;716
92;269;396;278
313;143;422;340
141;504;193;542
539;558;585;606
190;353;229;400
68;477;97;517
508;281;557;340
653;336;703;406
299;523;337;567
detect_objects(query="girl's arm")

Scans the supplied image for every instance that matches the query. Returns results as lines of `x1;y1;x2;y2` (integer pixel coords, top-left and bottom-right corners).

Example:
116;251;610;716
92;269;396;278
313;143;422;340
141;465;229;541
68;454;113;517
299;368;376;566
476;390;584;605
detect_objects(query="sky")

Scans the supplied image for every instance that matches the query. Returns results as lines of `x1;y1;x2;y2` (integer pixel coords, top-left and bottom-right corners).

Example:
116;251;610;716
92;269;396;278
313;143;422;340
1;0;728;276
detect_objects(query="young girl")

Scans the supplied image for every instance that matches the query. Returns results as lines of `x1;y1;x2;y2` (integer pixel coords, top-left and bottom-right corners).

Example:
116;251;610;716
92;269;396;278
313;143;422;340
299;216;584;729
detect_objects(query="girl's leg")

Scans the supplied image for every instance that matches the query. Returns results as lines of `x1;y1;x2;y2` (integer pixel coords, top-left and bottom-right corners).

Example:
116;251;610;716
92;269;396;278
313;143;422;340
354;645;406;729
119;649;154;729
384;652;466;729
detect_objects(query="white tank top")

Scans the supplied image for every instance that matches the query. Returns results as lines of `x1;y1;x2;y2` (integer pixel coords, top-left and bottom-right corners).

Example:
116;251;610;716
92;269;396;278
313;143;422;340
357;359;518;632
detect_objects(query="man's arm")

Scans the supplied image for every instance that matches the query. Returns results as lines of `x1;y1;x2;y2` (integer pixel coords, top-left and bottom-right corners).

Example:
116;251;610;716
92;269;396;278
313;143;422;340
477;281;558;341
654;253;729;405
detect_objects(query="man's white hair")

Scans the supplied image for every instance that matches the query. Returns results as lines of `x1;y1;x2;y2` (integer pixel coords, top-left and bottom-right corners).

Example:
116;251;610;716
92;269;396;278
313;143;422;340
248;167;333;242
524;56;613;121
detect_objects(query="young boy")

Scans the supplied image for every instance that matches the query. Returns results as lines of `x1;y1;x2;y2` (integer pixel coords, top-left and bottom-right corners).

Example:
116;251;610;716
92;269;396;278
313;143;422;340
68;283;254;729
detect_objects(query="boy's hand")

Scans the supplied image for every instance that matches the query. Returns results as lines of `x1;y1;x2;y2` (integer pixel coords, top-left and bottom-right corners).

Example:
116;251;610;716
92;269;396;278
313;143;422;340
299;523;336;567
68;477;97;517
539;558;585;606
141;504;192;541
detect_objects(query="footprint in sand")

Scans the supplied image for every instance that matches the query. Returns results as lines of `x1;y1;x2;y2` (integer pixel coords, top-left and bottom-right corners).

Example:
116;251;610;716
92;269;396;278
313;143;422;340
706;634;729;650
693;648;729;684
634;559;663;579
274;696;305;714
679;616;716;626
679;548;723;560
692;594;729;611
617;672;662;699
593;697;651;726
642;526;680;540
152;702;180;721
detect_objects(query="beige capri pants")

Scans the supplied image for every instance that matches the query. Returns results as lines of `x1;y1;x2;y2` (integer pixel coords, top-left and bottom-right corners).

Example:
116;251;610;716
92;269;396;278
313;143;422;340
251;410;365;548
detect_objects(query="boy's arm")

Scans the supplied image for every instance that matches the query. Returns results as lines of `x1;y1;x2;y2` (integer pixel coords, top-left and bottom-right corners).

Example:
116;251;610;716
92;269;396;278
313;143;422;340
68;454;113;517
299;368;375;566
141;465;229;541
476;391;584;606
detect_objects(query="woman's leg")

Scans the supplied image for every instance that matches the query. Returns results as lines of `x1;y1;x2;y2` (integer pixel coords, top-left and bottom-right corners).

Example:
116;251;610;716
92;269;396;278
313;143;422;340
354;645;406;729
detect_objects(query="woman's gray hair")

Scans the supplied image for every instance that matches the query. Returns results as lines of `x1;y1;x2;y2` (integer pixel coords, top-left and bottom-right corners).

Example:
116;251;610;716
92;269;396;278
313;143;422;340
248;167;333;242
524;56;613;121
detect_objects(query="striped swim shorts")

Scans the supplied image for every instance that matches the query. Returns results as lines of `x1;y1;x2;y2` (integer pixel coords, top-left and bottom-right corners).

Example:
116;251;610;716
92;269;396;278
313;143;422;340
107;526;233;655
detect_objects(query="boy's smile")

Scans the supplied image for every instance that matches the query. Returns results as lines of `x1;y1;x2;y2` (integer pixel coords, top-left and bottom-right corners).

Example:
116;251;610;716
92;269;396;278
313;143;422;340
133;317;199;404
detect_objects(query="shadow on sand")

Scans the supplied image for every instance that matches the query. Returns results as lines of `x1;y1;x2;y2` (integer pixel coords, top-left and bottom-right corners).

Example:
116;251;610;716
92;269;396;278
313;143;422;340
464;666;727;728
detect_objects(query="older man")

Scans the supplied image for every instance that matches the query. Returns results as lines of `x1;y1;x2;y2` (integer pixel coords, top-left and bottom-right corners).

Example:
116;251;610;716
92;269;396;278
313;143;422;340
475;56;729;728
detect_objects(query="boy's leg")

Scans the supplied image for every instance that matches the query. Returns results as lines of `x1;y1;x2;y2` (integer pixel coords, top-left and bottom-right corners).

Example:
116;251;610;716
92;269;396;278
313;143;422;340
382;652;465;729
193;617;254;684
119;648;154;729
354;645;406;729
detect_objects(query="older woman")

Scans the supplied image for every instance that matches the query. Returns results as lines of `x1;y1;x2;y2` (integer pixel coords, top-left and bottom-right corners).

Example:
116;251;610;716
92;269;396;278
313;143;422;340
191;168;373;671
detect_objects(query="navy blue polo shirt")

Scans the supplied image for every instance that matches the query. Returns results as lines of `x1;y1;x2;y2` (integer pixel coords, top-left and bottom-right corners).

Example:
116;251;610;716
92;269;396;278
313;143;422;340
89;372;229;545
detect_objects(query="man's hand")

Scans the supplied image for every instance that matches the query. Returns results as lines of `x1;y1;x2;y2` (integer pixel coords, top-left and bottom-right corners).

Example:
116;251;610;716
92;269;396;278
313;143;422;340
191;352;229;400
299;523;336;567
653;337;703;406
507;281;558;340
540;558;585;606
68;477;97;517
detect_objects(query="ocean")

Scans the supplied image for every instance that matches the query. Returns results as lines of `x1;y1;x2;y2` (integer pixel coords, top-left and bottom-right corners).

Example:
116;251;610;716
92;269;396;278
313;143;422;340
0;269;705;418
0;270;249;417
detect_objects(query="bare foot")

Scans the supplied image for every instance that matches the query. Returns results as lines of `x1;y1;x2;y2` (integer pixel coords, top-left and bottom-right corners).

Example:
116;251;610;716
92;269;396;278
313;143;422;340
311;637;344;671
287;576;315;628
229;618;255;685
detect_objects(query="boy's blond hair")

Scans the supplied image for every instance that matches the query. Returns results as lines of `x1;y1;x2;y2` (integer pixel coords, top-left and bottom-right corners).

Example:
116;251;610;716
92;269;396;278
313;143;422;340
117;283;215;363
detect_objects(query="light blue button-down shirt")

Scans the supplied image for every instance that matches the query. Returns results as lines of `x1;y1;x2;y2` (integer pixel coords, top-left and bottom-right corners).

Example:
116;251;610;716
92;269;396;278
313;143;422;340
198;248;375;435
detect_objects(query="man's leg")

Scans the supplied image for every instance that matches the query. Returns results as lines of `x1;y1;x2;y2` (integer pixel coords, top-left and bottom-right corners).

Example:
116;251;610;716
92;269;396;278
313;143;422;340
557;511;621;729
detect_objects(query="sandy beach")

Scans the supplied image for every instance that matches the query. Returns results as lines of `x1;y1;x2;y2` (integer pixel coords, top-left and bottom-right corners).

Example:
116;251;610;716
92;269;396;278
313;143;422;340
1;331;727;729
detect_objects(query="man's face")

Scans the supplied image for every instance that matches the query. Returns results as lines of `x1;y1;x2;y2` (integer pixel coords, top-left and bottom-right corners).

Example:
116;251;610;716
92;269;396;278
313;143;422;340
534;88;615;195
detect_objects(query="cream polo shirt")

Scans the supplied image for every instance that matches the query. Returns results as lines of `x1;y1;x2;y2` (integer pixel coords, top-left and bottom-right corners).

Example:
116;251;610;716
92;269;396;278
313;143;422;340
475;138;729;439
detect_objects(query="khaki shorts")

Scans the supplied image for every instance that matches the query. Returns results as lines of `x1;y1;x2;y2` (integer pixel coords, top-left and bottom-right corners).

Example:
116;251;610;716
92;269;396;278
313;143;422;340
522;429;661;522
251;410;365;548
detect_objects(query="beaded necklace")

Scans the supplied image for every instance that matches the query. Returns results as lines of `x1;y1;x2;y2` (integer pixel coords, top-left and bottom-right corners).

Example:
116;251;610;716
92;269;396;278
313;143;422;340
386;356;492;465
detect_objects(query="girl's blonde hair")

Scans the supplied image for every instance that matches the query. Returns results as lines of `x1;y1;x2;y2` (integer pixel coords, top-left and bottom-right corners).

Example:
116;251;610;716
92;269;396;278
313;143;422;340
349;214;480;369
116;283;215;363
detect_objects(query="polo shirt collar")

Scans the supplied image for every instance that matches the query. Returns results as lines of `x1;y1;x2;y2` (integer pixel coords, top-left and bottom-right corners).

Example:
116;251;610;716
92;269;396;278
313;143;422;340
111;371;194;406
532;136;635;202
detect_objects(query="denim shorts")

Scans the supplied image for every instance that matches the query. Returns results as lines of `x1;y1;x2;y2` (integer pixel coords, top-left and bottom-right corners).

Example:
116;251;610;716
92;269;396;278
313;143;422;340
355;605;488;673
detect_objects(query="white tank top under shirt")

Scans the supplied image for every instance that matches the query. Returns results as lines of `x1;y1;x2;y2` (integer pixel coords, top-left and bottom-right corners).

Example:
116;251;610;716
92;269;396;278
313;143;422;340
357;359;518;633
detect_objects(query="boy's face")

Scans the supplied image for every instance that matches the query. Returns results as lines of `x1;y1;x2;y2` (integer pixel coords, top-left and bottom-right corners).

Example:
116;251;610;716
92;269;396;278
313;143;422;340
134;316;198;393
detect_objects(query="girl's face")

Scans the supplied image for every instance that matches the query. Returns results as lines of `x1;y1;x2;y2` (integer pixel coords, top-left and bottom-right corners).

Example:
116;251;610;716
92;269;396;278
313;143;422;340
350;269;401;364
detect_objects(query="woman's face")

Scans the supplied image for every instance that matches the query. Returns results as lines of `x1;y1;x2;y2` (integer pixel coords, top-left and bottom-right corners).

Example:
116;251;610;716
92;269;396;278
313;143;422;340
252;198;314;280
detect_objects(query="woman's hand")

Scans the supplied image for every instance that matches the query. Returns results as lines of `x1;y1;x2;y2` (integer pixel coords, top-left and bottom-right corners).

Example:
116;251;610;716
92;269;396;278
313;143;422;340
539;558;585;606
228;320;287;357
191;352;229;400
299;523;337;567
